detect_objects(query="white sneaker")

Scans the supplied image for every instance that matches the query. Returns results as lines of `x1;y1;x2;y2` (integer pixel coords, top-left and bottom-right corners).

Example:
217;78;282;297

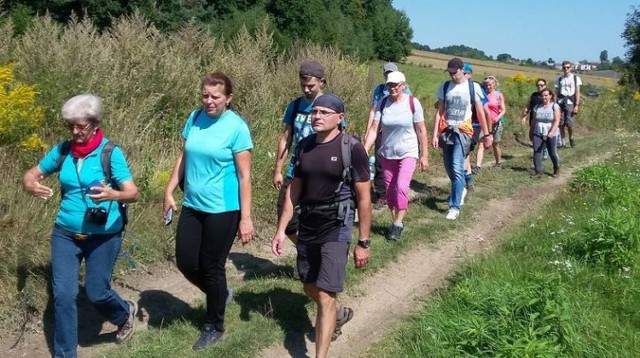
460;187;468;206
446;208;460;220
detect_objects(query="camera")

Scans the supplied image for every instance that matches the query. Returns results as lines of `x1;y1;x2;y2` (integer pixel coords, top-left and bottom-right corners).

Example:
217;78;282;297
84;207;109;226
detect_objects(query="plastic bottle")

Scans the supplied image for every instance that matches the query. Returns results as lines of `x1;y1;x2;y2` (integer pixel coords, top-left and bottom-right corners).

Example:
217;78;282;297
368;156;375;181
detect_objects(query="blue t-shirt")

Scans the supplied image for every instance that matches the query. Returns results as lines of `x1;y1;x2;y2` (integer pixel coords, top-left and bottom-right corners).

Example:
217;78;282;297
181;109;253;214
371;84;412;106
282;98;314;178
38;138;133;234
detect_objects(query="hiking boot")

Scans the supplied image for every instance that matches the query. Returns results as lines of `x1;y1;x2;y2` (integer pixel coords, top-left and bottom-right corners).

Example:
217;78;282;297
116;300;137;343
466;183;474;192
373;197;387;210
472;166;481;174
530;172;542;179
386;224;404;241
332;306;354;341
460;187;468;206
192;324;224;351
446;208;460;220
552;168;560;178
569;138;575;148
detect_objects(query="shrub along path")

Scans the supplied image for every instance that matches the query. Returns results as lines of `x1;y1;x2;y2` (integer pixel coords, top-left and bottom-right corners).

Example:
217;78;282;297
0;135;612;357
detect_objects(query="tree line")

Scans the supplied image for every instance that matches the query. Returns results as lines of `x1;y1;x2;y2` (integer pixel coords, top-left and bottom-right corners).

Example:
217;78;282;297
1;0;413;62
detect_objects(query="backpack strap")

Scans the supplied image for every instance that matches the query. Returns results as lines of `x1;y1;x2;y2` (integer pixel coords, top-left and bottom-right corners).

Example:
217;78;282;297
289;96;303;130
55;141;72;172
409;95;415;114
468;80;476;105
100;141;129;228
341;134;353;187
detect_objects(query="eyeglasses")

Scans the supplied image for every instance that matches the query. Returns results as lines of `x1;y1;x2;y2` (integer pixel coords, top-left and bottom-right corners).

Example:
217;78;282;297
65;122;92;131
311;109;339;118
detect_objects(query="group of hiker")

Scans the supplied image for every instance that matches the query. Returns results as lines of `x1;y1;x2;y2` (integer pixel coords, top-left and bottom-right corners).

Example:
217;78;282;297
21;56;581;358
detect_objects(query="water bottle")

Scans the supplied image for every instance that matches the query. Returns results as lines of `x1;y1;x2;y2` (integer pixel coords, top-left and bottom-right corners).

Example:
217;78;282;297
368;156;375;181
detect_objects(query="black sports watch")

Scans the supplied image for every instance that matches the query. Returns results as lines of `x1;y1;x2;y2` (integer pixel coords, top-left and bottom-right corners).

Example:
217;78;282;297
357;239;371;249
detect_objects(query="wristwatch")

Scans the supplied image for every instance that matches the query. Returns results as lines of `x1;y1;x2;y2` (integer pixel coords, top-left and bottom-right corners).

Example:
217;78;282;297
357;239;371;249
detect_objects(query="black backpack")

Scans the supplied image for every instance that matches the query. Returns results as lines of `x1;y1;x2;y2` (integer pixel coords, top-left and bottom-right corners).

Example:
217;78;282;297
55;141;129;228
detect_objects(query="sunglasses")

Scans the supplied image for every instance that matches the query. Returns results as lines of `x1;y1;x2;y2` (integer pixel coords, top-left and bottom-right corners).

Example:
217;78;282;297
536;83;545;87
563;66;571;69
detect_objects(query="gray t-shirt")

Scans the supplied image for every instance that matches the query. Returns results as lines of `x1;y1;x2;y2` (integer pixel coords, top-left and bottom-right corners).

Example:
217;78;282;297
374;95;424;159
533;103;559;136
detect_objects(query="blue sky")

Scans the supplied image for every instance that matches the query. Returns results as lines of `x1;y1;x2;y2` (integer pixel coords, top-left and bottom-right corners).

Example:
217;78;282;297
392;0;638;62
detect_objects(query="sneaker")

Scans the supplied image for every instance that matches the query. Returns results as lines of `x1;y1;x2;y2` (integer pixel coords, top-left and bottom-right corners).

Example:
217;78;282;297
530;172;542;179
332;306;354;341
471;166;481;174
460;187;468;206
569;138;575;148
552;168;560;178
445;208;460;220
386;224;404;241
292;265;300;280
373;197;387;210
542;148;549;159
493;162;502;169
192;324;224;351
116;300;137;343
466;183;474;192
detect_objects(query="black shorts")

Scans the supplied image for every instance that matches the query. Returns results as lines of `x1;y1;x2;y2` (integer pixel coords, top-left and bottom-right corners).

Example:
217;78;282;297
296;240;350;293
276;177;299;236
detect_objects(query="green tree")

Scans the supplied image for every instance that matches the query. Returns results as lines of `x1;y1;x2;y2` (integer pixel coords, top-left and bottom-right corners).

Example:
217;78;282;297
496;53;512;62
600;50;608;63
622;6;640;85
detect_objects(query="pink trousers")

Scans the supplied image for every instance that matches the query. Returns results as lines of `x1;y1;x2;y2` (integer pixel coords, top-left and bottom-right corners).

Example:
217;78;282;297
379;156;417;210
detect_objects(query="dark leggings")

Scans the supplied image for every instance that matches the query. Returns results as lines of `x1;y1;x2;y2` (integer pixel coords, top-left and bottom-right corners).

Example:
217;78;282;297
533;134;559;173
175;207;239;331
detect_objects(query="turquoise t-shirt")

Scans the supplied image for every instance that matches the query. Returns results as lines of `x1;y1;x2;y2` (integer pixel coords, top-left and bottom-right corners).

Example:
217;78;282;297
182;109;253;214
38;138;133;234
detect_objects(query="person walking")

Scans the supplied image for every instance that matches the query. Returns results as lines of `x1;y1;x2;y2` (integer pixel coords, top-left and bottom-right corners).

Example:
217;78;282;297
272;93;372;358
163;71;254;351
365;62;412;209
475;75;506;168
530;88;561;178
554;61;581;148
433;58;492;220
272;60;327;277
522;78;550;159
363;71;429;240
22;93;140;357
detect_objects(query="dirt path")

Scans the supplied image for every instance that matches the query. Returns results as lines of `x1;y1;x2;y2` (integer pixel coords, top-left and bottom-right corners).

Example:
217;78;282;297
0;152;602;358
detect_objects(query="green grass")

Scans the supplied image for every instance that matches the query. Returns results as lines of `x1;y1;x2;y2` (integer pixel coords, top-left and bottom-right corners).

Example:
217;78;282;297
365;134;640;357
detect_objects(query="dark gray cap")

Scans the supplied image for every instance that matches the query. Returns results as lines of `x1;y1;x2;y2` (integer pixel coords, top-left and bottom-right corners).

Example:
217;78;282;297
299;60;325;78
383;62;398;73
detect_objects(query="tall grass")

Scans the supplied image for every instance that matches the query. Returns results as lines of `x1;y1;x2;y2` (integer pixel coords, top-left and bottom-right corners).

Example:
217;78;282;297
0;14;369;330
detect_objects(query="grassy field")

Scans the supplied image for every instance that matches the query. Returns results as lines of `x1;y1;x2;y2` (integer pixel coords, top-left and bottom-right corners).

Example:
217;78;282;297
408;49;619;88
2;15;640;357
365;134;640;357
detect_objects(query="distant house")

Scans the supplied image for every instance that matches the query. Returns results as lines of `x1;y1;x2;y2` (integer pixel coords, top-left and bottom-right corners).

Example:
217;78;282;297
552;62;597;72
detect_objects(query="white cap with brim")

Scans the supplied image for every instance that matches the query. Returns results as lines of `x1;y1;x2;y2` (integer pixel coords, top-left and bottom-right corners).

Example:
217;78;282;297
385;71;406;84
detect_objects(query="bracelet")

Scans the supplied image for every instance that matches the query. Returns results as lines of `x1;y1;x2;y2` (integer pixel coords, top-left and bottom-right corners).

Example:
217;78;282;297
483;133;493;138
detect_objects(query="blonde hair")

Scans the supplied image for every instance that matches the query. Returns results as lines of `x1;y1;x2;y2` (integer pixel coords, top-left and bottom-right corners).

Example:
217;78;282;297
483;76;499;87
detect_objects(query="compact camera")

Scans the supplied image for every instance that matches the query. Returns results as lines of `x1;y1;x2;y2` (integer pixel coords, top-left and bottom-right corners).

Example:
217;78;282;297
85;207;109;226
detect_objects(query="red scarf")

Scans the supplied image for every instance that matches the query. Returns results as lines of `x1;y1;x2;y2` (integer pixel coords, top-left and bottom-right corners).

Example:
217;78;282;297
71;129;103;158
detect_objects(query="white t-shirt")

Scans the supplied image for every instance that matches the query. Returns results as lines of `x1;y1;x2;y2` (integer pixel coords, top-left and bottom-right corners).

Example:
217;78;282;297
533;103;559;136
436;80;484;127
555;74;582;105
374;95;424;159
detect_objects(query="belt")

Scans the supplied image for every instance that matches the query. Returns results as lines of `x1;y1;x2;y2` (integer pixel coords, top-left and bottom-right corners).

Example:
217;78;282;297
54;224;111;241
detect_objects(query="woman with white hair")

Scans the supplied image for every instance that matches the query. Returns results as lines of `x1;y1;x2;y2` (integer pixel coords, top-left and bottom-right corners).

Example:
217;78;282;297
22;93;139;357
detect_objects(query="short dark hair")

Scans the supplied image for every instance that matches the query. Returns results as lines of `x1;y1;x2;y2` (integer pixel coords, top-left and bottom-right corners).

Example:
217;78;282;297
201;72;234;96
561;60;572;67
536;78;547;85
